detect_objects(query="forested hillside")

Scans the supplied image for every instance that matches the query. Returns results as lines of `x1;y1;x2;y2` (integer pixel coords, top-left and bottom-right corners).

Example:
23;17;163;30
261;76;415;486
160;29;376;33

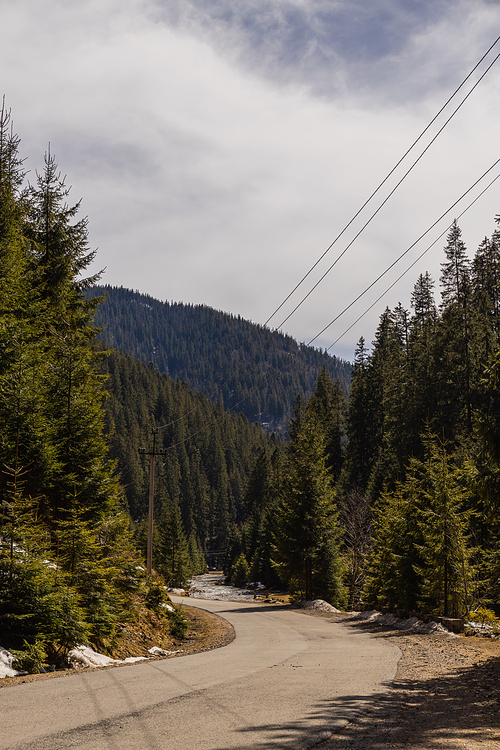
2;100;500;670
88;285;351;432
226;216;500;619
340;218;500;616
0;102;287;667
100;349;276;552
0;107;152;664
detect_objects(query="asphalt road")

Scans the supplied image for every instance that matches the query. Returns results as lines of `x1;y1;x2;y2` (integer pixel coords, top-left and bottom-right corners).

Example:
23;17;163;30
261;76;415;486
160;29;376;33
2;598;400;750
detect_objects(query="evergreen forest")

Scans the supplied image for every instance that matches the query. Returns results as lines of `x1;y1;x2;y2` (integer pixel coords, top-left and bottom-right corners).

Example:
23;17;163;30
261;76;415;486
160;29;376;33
88;284;351;433
2;102;500;669
225;217;500;619
0;106;273;666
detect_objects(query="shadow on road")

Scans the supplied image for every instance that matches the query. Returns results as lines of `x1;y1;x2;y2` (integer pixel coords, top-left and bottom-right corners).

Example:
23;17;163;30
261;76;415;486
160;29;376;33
231;627;500;749
184;602;292;616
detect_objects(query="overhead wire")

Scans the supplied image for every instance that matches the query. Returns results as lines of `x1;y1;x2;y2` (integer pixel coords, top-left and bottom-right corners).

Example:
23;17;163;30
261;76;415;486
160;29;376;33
154;37;500;434
306;157;500;347
160;160;500;452
273;47;500;334
324;171;500;353
261;33;500;331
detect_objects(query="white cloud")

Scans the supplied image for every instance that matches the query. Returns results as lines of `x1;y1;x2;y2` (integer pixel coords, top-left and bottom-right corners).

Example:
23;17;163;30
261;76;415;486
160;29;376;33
0;0;499;360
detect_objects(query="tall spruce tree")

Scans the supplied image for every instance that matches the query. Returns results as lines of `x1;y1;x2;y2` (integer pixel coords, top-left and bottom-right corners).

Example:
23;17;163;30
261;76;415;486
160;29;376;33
272;401;345;604
365;435;476;617
23;149;121;524
0;113;146;659
341;337;371;491
406;272;437;454
437;220;474;435
440;220;470;309
416;437;476;617
157;497;191;588
0;103;52;507
308;366;346;483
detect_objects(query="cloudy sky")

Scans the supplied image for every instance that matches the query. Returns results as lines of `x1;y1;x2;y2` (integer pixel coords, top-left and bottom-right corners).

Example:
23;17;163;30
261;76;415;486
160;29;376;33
1;0;499;360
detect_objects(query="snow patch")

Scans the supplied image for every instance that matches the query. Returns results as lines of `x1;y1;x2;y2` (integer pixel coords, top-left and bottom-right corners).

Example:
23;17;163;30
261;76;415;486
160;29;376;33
0;647;26;679
67;645;119;669
297;599;341;613
148;646;180;657
67;645;149;670
122;656;149;663
354;610;453;635
465;620;498;637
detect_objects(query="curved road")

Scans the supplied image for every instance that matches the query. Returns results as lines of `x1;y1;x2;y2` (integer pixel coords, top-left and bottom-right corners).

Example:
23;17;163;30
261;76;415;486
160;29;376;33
2;598;400;750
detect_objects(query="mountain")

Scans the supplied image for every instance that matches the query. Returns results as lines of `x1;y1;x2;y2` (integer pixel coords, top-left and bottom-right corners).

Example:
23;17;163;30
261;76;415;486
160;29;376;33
88;285;351;432
99;348;275;547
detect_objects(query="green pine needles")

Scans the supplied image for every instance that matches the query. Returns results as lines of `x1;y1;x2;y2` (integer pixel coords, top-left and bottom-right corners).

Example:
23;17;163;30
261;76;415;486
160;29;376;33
365;435;477;618
272;399;346;606
0;104;145;662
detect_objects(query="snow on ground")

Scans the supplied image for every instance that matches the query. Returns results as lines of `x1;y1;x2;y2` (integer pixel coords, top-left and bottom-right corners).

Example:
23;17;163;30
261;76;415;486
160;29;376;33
353;610;456;635
0;647;25;679
0;643;180;679
189;574;258;602
148;646;180;656
465;619;499;636
296;600;341;613
67;645;149;669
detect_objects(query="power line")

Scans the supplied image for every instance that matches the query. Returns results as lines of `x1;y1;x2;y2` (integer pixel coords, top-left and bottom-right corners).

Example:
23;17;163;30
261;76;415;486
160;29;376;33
306;157;500;346
160;161;500;452
272;47;500;334
324;171;500;353
154;36;500;434
261;34;500;332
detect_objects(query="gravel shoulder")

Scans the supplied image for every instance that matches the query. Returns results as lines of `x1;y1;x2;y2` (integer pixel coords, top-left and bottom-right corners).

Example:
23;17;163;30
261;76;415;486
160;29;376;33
301;612;500;750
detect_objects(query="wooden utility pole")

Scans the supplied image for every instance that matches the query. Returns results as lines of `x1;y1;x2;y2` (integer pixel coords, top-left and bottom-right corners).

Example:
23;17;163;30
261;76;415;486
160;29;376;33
139;428;166;576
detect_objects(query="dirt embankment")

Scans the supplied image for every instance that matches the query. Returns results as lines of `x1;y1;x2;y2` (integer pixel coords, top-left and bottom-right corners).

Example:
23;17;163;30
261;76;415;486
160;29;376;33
0;603;234;688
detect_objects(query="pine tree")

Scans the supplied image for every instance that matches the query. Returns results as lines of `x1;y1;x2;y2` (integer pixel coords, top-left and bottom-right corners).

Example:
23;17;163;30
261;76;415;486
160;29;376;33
365;472;424;612
272;406;345;605
308;366;346;482
22;148;122;525
26;148;99;307
341;337;371;490
157;497;192;588
440;220;470;309
0;114;147;658
54;493;134;649
365;435;476;617
0;102;53;507
406;272;437;454
0;467;90;657
474;343;500;562
436;222;474;437
416;437;476;617
364;309;406;498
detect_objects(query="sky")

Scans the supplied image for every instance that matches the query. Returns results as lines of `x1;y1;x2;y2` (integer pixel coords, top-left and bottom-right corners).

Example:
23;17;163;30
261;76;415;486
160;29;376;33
1;0;499;361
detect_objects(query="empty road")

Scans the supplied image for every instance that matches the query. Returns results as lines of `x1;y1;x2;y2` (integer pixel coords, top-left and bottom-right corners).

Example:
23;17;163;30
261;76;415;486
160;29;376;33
2;598;400;749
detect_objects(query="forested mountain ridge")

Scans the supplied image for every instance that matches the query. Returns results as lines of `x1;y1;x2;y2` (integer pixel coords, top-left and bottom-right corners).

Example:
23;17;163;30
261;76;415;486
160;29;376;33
88;285;351;432
99;348;276;546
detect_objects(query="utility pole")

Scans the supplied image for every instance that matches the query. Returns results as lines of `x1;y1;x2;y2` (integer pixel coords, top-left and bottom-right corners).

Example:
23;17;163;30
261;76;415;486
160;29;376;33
139;428;166;576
